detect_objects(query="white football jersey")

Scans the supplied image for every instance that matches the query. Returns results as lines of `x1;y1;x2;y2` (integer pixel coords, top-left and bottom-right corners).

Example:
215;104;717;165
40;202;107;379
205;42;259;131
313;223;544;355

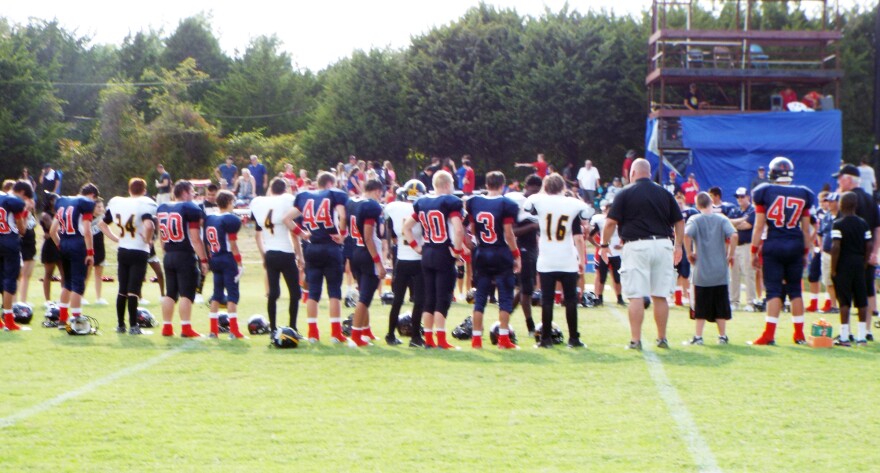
523;193;594;272
505;191;539;224
250;194;296;253
106;196;158;252
383;200;423;261
590;213;622;257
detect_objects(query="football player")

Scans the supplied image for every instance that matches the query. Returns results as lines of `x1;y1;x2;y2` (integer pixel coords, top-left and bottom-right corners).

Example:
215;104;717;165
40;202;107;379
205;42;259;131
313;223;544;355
0;181;32;331
156;180;209;338
589;200;623;306
292;172;348;343
524;173;593;348
674;193;699;307
465;171;521;349
50;183;99;328
383;179;426;346
204;190;246;339
100;178;157;334
346;179;387;347
403;170;465;349
750;157;815;345
250;178;307;335
508;174;542;336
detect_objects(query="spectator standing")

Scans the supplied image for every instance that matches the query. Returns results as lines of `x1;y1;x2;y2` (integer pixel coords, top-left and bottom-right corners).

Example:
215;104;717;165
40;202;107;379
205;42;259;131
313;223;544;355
347;167;363;195
576;160;601;205
749;166;769;190
664;171;681;195
818;192;839;313
456;157;468;191
728;187;758;311
282;163;298;191
40;163;62;194
344;155;358;175
20;168;36;192
461;158;475;195
247;155;269;196
384;161;397;187
858;157;876;195
683;192;737;345
155;164;172;204
602;159;684;350
515;153;550;178
234;169;256;204
681;173;699;206
830;191;873;346
605;177;623;203
215;156;237;189
708;187;736;216
296;169;309;189
621;150;636;183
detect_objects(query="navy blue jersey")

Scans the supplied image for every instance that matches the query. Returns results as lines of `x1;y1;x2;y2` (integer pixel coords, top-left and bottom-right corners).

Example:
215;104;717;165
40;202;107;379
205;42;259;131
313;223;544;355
157;201;203;252
821;211;835;252
204;212;242;256
0;195;26;248
729;204;755;245
680;206;699;223
465;195;519;248
752;183;815;240
54;196;96;242
294;189;348;244
413;194;463;249
347;198;383;249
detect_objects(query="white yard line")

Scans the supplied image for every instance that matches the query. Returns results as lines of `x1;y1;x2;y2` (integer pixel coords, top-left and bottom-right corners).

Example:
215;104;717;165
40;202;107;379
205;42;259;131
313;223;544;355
0;340;200;429
609;307;722;473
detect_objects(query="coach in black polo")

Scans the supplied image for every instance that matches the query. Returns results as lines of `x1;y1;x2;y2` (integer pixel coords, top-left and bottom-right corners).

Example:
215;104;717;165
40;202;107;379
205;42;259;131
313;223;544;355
600;159;684;350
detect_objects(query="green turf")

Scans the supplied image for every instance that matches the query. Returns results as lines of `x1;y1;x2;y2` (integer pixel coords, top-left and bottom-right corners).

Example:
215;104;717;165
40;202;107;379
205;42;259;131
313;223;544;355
2;226;880;472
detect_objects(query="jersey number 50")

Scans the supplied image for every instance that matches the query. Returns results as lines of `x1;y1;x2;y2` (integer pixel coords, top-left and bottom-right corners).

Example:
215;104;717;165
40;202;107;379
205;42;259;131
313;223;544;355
157;212;185;243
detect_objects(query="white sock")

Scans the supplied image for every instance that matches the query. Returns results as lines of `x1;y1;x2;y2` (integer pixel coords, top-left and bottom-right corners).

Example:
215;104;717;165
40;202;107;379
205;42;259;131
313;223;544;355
858;322;867;340
472;330;482;337
840;324;850;340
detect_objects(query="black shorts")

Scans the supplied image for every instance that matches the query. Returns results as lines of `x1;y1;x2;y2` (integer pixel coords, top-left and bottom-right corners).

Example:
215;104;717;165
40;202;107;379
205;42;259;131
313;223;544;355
93;234;106;266
834;259;868;308
21;228;36;262
422;246;456;316
163;251;199;302
865;265;876;298
517;248;538;295
41;238;61;264
807;251;821;283
693;285;732;322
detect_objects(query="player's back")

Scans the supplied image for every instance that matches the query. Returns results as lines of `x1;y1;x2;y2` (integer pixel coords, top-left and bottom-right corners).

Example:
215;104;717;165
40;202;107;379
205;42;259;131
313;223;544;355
55;196;95;240
294;188;347;244
466;195;517;248
0;194;25;246
384;200;422;260
525;193;593;272
205;212;241;256
414;194;462;248
753;183;814;240
349;197;383;250
250;194;295;253
157;201;202;251
107;196;157;252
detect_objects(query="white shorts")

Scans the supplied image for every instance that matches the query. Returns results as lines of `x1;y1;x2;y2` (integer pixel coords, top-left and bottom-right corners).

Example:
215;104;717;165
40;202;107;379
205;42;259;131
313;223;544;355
821;252;833;288
620;238;675;299
156;193;172;205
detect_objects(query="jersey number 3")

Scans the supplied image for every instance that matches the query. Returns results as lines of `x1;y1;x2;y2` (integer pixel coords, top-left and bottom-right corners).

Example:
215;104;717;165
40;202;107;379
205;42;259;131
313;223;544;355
766;196;805;229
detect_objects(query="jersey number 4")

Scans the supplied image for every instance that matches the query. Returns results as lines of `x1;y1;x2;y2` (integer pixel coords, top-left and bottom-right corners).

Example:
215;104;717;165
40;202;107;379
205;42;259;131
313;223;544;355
349;216;365;246
766;196;806;229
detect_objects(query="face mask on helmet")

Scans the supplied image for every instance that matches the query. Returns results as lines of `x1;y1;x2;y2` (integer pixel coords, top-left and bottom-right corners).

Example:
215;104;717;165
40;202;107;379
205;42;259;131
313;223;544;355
272;327;300;349
247;315;270;335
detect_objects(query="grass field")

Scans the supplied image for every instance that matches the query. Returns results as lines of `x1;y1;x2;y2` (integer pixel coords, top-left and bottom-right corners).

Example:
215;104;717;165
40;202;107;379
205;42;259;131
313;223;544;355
2;226;880;472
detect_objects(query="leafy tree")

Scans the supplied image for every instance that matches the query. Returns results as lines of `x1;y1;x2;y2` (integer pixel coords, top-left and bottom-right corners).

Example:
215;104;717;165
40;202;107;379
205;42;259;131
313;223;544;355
118;30;164;120
0;35;65;173
89;83;152;196
205;35;317;135
223;130;307;175
161;14;229;102
303;48;408;168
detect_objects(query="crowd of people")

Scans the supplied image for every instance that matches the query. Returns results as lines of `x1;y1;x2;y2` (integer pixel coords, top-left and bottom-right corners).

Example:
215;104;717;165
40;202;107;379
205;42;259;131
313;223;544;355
0;151;876;350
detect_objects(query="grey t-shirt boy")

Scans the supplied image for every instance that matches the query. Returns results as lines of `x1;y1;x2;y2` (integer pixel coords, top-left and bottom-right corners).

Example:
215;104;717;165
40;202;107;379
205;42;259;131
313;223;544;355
685;212;736;287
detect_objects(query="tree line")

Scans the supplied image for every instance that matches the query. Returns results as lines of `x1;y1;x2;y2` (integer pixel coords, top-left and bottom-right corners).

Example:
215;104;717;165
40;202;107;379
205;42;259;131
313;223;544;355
0;3;874;196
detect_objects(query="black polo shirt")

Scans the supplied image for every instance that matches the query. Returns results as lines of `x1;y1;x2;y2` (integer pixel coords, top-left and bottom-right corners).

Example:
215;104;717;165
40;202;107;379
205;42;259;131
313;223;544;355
852;187;880;232
607;177;682;241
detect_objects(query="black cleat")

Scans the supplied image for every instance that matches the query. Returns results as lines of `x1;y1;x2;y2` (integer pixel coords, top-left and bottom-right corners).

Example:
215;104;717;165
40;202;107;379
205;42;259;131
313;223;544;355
116;325;127;334
567;337;585;348
409;338;426;348
535;338;554;349
385;334;403;346
866;333;874;342
656;338;669;349
626;340;642;350
129;326;144;335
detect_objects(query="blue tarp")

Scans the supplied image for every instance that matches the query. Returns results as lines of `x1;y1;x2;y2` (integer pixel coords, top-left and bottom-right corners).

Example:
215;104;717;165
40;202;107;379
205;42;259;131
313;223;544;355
646;111;842;199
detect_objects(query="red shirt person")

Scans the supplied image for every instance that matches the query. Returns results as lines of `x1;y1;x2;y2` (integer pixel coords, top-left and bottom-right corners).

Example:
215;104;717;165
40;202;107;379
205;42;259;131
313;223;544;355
621;150;637;182
681;173;699;206
461;159;476;195
515;153;549;178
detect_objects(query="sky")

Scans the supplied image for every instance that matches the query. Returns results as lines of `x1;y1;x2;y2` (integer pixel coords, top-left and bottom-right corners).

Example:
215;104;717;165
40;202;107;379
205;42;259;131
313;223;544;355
4;0;870;72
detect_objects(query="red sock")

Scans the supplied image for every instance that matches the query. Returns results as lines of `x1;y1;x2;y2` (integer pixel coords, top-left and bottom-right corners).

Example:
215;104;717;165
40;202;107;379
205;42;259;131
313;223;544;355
674;288;682;306
425;330;436;347
330;319;342;337
228;316;244;338
351;328;362;344
181;322;201;338
3;312;19;331
554;292;562;305
209;315;219;335
307;318;319;340
59;305;69;324
471;335;482;349
807;299;818;312
162;322;174;337
437;330;454;349
821;299;832;312
762;318;777;339
362;326;375;340
793;316;805;340
301;289;309;303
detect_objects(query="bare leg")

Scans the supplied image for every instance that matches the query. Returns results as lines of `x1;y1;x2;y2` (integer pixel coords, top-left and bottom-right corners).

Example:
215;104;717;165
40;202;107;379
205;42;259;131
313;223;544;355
716;319;727;337
628;297;644;342
695;318;705;338
18;260;34;303
653;296;669;340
